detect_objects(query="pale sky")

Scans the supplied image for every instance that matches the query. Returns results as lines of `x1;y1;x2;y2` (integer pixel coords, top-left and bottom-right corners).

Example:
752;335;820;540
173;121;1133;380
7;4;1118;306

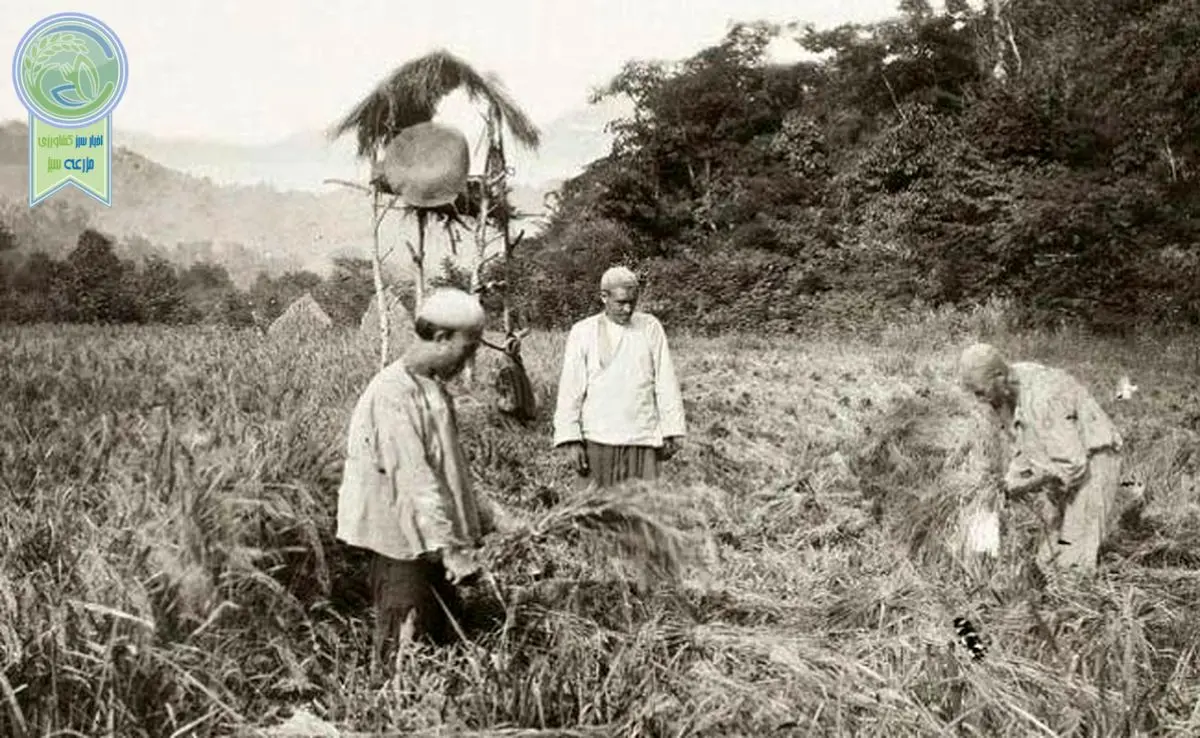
3;1;907;146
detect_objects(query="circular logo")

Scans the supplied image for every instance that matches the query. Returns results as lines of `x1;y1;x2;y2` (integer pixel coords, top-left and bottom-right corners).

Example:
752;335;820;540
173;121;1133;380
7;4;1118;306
12;12;128;128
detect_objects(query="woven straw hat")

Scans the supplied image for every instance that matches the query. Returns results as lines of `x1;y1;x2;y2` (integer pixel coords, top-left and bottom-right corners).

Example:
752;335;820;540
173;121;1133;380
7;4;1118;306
376;121;470;207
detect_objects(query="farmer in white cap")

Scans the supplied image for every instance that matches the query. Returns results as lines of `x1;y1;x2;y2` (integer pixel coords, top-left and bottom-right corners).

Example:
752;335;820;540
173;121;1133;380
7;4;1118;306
336;288;505;666
552;266;687;488
958;342;1123;575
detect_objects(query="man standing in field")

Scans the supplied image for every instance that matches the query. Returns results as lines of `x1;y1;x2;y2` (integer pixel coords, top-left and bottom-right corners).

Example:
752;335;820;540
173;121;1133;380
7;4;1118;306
958;342;1123;575
552;266;687;488
336;287;503;666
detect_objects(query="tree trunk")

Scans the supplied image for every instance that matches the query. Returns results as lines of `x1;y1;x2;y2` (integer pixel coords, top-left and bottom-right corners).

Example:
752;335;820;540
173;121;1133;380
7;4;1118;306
1164;137;1179;182
989;0;1009;83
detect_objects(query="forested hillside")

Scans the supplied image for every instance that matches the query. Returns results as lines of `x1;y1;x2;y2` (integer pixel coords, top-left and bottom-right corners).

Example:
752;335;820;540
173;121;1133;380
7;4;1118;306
3;0;1198;334
0;122;374;280
505;0;1200;335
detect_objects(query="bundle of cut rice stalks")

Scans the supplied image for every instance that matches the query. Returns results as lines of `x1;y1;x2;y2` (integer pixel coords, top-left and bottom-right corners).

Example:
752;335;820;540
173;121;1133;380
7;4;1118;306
852;387;1015;574
957;483;1003;558
481;480;717;595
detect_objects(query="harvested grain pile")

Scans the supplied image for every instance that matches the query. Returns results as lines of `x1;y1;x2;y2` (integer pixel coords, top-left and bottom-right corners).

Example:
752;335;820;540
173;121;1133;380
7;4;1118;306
359;287;413;361
851;387;1013;571
268;293;333;342
483;479;721;595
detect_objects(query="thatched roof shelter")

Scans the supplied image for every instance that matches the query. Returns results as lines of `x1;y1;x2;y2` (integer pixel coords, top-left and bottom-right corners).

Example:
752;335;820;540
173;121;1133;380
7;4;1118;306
268;292;333;341
360;287;414;360
328;49;540;158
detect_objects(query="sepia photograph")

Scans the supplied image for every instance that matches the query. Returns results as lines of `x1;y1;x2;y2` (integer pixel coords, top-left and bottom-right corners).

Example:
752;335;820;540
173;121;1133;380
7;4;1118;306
1;0;1199;735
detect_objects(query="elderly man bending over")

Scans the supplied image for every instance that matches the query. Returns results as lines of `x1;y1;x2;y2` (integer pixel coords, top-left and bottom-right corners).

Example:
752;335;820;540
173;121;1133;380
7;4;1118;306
553;266;687;488
959;342;1123;575
337;288;504;665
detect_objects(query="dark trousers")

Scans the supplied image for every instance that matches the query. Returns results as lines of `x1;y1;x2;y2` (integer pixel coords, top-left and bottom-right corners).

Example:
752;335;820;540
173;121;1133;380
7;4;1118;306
370;551;465;666
584;441;661;488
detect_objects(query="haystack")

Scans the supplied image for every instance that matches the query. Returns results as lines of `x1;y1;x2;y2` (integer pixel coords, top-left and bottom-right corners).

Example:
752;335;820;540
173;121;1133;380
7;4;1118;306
852;388;1006;568
267;292;333;341
359;287;414;358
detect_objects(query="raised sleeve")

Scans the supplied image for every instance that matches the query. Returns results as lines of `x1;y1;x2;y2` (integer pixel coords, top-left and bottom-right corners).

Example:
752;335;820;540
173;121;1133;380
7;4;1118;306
552;324;588;447
649;318;687;438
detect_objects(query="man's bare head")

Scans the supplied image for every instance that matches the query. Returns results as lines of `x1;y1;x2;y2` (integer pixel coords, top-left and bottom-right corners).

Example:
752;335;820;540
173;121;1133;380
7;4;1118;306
959;342;1012;409
599;266;639;325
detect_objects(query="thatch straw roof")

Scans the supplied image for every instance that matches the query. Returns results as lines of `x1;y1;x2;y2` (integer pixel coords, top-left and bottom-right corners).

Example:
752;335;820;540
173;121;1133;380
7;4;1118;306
328;49;540;159
267;292;333;341
359;288;413;359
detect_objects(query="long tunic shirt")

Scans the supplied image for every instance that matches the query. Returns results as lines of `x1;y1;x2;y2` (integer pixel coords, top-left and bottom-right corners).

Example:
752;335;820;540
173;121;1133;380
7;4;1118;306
336;361;494;562
1004;362;1123;492
553;311;687;448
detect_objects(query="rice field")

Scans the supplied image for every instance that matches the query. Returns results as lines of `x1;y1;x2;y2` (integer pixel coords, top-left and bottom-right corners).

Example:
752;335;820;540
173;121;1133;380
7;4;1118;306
2;305;1200;737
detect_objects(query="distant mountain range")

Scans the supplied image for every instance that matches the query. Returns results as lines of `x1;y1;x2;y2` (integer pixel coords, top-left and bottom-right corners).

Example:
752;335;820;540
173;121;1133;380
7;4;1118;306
0;97;627;287
114;96;629;194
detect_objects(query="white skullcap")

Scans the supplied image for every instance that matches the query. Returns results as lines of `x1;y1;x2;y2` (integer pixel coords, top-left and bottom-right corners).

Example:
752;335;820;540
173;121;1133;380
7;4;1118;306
600;266;639;291
415;288;486;331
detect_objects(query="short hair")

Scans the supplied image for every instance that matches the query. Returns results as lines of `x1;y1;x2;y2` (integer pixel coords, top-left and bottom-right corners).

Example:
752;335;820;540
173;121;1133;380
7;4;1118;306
600;266;639;293
958;343;1008;388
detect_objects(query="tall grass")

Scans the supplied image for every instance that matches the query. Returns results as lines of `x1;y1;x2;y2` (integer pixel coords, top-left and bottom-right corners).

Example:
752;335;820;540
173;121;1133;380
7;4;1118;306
1;306;1199;736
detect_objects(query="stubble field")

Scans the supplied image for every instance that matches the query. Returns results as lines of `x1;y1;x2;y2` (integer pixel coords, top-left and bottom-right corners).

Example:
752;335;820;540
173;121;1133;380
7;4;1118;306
2;305;1200;737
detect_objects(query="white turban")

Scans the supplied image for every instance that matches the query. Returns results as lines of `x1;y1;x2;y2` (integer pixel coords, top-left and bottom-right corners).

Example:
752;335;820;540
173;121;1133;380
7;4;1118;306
415;288;486;331
600;266;639;291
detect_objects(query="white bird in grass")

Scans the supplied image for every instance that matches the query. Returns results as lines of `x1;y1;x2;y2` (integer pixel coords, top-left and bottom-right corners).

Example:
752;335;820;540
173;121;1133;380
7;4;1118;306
1115;375;1138;401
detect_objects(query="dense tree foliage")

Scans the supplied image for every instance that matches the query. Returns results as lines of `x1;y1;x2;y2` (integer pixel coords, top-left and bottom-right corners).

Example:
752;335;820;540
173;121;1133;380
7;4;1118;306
507;0;1200;334
0;226;382;329
3;0;1198;334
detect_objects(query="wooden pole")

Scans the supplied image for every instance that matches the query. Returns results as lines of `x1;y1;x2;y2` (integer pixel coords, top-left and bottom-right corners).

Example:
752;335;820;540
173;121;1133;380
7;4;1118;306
414;210;427;308
366;148;406;370
323;177;394;368
492;106;517;336
472;114;494;297
370;182;390;371
462;107;503;388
